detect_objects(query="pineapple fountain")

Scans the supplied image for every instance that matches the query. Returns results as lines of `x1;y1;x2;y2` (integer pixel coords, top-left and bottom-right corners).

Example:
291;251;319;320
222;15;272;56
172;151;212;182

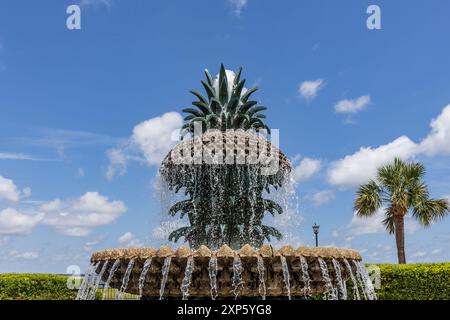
77;65;376;300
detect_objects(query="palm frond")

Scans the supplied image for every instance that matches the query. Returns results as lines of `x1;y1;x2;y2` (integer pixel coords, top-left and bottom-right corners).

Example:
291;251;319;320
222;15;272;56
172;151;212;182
354;180;382;216
412;198;449;227
382;207;395;234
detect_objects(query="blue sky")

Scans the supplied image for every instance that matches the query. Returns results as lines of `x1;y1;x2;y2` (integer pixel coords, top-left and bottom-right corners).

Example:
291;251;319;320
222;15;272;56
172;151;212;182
1;0;450;273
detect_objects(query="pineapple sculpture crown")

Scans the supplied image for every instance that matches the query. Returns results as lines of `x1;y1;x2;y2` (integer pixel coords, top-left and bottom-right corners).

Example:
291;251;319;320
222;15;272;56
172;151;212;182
160;65;291;250
181;64;270;135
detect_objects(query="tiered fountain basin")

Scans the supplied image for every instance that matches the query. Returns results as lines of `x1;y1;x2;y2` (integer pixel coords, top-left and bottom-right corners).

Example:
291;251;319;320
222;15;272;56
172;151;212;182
89;244;366;299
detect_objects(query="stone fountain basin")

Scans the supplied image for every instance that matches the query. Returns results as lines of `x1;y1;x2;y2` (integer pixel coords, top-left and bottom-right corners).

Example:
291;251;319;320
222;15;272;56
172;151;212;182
90;244;362;299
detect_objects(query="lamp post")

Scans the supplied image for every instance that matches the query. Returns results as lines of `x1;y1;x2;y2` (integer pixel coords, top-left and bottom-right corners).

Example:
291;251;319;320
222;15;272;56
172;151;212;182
312;223;320;247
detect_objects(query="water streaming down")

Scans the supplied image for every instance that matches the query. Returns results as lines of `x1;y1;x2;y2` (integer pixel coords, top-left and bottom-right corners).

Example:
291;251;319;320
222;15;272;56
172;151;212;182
355;261;377;300
208;257;218;300
256;256;266;300
81;261;101;300
343;258;360;300
138;258;152;299
232;256;244;299
86;260;109;300
76;262;97;300
332;259;347;300
117;258;136;300
280;256;291;300
352;260;368;300
102;259;121;300
318;258;337;300
159;257;172;300
299;256;311;298
181;256;195;300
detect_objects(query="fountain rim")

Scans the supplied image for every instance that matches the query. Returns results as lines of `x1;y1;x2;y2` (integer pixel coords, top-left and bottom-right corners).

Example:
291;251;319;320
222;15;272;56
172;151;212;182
90;244;362;263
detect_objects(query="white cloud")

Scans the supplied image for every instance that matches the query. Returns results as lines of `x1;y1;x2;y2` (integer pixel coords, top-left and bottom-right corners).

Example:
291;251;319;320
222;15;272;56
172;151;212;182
335;95;371;113
310;190;335;206
347;208;419;236
106;148;130;180
118;231;142;247
0;208;43;235
57;227;91;237
0;176;21;202
327;136;418;187
327;104;450;188
83;240;99;252
298;79;324;100
293;157;321;182
376;244;392;252
0;152;45;161
22;187;32;198
412;251;427;258
132;112;182;165
14;128;116;151
419;104;450;155
347;209;386;236
431;248;442;255
118;232;134;243
9;250;39;260
229;0;248;16
39;192;127;237
106;112;182;180
327;105;450;187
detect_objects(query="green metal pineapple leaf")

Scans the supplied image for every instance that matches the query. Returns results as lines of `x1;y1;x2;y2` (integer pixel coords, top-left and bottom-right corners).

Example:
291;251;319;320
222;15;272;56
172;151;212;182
182;64;270;135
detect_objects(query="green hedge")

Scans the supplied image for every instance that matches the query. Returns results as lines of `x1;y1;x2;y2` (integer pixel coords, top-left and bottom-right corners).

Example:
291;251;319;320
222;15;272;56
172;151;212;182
0;274;77;300
374;263;450;300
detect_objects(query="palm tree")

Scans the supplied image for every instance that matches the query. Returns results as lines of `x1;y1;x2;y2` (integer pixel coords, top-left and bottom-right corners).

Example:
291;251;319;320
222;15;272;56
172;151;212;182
354;158;449;264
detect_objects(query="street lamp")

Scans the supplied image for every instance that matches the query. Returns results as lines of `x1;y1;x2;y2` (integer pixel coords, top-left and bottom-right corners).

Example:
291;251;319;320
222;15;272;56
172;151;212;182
312;223;320;247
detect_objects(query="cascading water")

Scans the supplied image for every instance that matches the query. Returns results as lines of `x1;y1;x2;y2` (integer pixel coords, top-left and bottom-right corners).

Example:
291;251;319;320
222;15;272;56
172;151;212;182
256;256;266;300
232;256;244;299
181;257;195;300
86;260;109;300
76;262;97;300
208;257;218;300
332;258;347;300
102;259;121;300
117;258;135;300
299;255;311;298
159;257;172;300
354;261;377;300
318;258;337;300
344;258;360;300
138;258;152;299
280;256;291;300
353;260;368;300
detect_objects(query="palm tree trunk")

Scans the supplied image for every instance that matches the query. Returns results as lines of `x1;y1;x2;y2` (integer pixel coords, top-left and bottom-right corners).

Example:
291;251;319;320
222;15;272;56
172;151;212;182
394;215;406;264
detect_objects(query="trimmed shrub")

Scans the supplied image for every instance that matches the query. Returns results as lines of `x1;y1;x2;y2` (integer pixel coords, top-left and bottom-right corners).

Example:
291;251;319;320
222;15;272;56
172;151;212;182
373;263;450;300
0;274;77;300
